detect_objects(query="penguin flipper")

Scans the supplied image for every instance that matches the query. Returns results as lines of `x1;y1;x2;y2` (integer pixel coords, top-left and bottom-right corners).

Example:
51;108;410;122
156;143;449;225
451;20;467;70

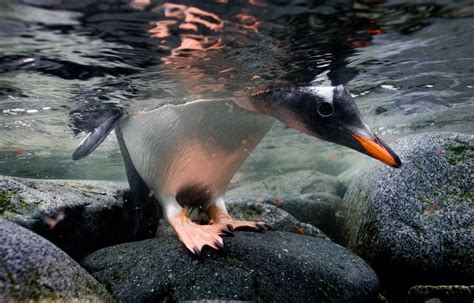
72;112;123;160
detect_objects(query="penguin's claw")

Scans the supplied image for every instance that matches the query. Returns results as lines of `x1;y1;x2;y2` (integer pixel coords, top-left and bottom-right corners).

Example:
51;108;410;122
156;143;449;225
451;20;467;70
256;223;266;231
215;240;224;249
264;223;274;230
222;228;234;236
168;214;226;255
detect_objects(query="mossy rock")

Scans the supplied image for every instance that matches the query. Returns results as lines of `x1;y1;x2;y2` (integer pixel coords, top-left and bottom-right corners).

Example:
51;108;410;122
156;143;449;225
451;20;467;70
0;220;113;302
342;132;473;300
0;176;138;260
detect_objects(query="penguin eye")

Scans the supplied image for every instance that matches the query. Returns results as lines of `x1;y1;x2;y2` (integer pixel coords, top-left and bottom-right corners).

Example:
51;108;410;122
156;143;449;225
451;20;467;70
317;102;334;117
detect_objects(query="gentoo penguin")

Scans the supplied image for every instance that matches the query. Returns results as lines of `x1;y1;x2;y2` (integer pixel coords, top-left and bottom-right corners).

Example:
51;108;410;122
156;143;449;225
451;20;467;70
72;84;401;255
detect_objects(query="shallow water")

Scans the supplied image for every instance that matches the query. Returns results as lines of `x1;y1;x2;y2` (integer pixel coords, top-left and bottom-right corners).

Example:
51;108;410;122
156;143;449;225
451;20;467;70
0;0;473;182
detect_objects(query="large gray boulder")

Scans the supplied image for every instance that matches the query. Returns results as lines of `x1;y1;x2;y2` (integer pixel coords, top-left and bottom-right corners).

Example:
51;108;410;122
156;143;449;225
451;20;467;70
0;219;113;302
228;193;343;241
342;132;473;295
266;193;343;240
82;231;380;303
226;197;329;239
0;176;156;259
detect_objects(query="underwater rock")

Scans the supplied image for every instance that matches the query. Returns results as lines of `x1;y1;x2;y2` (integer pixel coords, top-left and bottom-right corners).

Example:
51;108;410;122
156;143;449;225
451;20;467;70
226;197;329;239
228;193;342;241
342;132;473;296
82;231;380;303
406;285;473;303
227;169;345;198
0;176;143;259
267;193;343;241
0;220;113;302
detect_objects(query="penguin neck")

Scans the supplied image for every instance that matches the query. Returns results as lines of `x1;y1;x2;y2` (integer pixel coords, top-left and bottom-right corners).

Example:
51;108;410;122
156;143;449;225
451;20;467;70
232;88;309;135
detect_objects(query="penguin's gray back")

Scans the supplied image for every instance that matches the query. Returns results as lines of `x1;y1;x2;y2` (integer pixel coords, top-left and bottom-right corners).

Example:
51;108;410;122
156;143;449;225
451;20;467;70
119;99;274;202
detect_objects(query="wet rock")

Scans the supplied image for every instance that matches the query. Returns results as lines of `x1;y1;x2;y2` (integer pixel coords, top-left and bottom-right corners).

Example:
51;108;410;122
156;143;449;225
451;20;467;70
407;285;473;303
226;197;328;239
82;231;380;303
272;193;344;241
0;219;113;302
342;132;473;297
227;169;344;198
229;194;342;240
0;176;152;259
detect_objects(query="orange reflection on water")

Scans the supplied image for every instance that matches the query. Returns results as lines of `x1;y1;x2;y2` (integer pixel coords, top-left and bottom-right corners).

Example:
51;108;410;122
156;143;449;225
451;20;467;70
149;2;226;61
130;0;150;10
233;11;260;32
248;0;266;7
158;3;223;31
146;2;266;96
173;34;224;54
149;20;177;38
179;22;198;31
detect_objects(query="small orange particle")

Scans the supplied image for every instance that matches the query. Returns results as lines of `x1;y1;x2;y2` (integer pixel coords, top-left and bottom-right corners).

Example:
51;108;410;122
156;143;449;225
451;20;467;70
17;148;25;156
273;197;284;206
435;147;444;155
44;211;65;230
425;202;439;215
295;226;305;235
218;67;234;73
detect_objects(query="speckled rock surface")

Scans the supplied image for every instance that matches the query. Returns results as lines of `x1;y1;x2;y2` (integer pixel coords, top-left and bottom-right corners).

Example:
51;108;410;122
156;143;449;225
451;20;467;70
82;231;380;303
227;169;344;198
226;197;329;239
264;193;343;241
0;220;113;302
0;176;141;259
342;132;473;295
407;285;473;303
226;193;342;240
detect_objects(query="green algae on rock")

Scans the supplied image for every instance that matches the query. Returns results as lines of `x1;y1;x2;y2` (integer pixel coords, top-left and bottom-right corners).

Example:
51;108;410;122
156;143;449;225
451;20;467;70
0;176;138;260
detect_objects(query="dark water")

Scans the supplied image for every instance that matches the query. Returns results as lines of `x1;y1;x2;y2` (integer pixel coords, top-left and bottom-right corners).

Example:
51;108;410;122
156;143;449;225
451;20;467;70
0;0;473;181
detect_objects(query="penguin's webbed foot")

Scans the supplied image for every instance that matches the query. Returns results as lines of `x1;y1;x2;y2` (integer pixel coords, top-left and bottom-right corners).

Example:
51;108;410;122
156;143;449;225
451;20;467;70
213;217;268;232
169;211;227;255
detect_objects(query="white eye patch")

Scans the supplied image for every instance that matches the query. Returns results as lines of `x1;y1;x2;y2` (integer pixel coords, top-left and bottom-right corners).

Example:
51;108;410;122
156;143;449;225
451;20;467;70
307;86;334;104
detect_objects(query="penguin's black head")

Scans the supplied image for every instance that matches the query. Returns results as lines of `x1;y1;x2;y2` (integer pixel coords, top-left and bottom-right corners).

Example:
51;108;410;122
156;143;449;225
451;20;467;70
252;84;401;168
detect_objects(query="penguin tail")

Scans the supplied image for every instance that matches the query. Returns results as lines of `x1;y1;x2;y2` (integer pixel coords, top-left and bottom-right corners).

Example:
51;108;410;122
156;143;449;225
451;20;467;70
70;107;124;160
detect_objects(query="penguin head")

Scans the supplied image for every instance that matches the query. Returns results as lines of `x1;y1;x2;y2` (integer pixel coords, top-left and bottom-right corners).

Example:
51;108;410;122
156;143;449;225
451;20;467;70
252;84;401;168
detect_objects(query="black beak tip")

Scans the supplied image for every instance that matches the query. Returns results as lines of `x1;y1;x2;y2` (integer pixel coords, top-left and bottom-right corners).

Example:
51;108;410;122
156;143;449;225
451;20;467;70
391;153;402;168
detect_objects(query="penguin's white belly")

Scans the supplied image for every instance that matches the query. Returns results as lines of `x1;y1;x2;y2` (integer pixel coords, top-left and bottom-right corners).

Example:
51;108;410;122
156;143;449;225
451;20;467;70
120;100;274;202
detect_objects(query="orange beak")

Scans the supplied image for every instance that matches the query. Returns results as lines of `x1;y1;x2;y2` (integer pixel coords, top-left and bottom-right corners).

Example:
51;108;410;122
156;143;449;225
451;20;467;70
352;133;402;168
